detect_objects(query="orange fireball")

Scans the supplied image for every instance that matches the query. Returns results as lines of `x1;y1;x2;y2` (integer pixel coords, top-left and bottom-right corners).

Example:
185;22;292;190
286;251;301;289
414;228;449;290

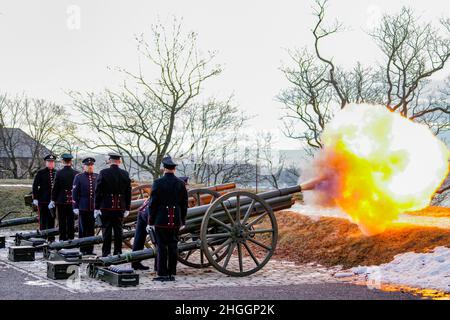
312;103;449;235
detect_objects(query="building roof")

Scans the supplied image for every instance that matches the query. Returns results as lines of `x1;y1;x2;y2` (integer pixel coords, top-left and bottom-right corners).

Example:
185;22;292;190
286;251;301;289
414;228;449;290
0;128;51;158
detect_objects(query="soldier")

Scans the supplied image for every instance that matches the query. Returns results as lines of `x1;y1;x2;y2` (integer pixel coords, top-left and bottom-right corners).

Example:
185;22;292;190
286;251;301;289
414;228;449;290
130;199;151;270
49;154;79;241
147;156;188;281
32;154;57;242
72;157;98;255
94;153;132;257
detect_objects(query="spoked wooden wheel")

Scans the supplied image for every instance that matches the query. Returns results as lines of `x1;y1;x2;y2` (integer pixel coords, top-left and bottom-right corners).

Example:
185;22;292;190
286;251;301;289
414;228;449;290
200;191;278;277
178;188;226;268
188;188;221;206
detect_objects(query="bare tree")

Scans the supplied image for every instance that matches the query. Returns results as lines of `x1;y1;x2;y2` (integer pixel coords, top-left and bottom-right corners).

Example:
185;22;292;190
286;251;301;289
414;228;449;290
284;163;302;185
70;18;222;179
178;135;254;186
206;139;254;186
0;94;67;178
280;0;450;151
370;7;450;119
278;48;334;150
256;133;285;189
311;0;347;109
278;1;381;151
410;77;450;137
176;96;247;184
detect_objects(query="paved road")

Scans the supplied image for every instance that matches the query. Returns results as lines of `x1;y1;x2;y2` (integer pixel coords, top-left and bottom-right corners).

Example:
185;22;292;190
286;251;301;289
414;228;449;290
0;266;419;300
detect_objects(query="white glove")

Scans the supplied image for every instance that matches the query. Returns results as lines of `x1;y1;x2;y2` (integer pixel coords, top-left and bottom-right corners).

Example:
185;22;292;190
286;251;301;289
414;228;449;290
94;210;102;219
123;211;130;218
48;201;55;209
73;209;79;216
32;200;38;206
146;225;154;234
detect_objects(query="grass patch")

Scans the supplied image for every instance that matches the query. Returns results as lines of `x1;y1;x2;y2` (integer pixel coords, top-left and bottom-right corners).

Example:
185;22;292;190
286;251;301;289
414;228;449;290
0;179;33;185
0;186;34;219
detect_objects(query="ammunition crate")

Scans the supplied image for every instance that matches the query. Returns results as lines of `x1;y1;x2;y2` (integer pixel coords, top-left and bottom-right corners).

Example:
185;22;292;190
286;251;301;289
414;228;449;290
48;249;82;262
0;236;5;249
47;261;80;280
96;267;139;287
24;194;33;207
8;246;35;262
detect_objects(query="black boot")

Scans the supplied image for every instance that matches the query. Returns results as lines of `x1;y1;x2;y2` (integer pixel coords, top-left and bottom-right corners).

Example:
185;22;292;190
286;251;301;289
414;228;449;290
153;275;169;282
132;262;150;271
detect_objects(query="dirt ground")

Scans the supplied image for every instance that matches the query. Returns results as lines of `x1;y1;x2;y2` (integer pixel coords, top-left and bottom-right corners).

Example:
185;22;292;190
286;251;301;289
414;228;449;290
271;209;450;268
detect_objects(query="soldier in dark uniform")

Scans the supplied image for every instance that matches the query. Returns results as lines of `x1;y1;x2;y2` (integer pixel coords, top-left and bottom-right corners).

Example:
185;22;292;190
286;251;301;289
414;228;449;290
94;153;132;257
32;154;57;242
130;199;151;270
72;157;98;255
50;154;79;241
147;156;188;281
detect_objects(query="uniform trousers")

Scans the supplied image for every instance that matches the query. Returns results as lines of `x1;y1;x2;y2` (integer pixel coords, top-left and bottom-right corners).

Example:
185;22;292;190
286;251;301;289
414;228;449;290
154;227;179;276
79;210;95;254
57;204;75;241
38;204;55;242
101;211;123;257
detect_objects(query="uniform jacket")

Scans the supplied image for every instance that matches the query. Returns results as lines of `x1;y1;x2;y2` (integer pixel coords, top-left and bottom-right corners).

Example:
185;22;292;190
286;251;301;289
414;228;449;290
51;166;80;205
72;172;99;211
32;167;56;204
148;173;188;228
94;164;132;212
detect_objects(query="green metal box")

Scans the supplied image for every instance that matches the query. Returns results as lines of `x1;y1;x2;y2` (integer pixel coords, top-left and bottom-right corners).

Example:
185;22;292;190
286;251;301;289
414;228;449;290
47;261;80;280
96;267;139;287
8;246;35;262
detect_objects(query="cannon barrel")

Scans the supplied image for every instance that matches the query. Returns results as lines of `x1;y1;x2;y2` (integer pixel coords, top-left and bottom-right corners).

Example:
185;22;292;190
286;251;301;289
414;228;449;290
182;195;294;234
87;237;224;266
185;185;302;221
43;229;136;252
0;216;38;228
14;227;60;245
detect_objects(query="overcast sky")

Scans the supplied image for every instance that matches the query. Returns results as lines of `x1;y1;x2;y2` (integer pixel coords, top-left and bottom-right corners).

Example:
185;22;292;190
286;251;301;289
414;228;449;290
1;0;449;150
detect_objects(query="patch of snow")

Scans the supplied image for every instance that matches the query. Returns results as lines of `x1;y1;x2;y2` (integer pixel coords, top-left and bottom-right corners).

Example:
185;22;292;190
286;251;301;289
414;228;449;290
290;203;348;219
334;272;354;278
24;280;53;287
350;246;450;293
397;214;450;229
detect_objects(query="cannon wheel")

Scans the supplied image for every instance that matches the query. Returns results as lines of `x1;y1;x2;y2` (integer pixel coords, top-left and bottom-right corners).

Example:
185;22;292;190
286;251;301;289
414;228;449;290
200;191;278;277
177;188;227;268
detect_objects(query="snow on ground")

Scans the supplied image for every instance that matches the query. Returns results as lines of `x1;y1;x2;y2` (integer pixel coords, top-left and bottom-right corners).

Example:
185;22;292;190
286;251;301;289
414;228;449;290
350;246;450;293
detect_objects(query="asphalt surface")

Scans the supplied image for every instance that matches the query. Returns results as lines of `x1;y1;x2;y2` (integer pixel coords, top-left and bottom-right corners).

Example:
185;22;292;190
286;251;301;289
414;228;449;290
0;266;420;300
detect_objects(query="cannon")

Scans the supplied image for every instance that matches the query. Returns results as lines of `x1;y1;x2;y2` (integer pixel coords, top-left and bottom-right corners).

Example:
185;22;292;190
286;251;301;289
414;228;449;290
0;193;40;229
0;210;38;229
43;229;136;256
82;180;320;278
10;183;237;244
8;229;138;262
